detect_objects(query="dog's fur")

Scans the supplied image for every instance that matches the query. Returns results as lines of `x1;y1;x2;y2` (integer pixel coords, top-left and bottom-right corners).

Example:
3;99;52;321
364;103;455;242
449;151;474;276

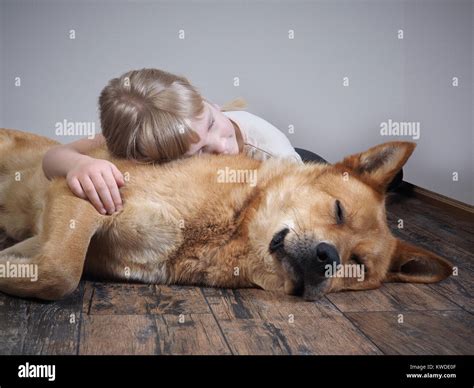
0;128;453;300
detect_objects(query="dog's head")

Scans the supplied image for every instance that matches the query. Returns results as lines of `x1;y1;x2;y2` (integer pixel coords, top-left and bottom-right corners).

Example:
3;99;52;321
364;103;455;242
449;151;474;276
253;141;453;300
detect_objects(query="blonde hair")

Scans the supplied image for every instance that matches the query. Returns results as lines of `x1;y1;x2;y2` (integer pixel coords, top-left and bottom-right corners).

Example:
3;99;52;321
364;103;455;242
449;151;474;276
99;68;246;163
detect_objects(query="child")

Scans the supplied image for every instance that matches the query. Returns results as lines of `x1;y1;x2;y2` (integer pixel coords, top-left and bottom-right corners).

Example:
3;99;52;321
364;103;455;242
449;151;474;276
42;68;303;215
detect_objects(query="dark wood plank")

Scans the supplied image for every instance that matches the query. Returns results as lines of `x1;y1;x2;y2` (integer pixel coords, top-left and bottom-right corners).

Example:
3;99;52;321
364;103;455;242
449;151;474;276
0;294;28;354
85;282;156;315
79;314;157;355
387;204;473;254
149;285;211;315
202;288;381;354
21;282;84;355
85;283;210;315
327;283;460;313
428;269;474;312
155;314;231;355
388;207;473;250
387;194;473;241
202;288;341;321
79;312;230;355
217;315;382;355
0;282;84;355
346;310;474;355
81;283;229;354
387;212;473;272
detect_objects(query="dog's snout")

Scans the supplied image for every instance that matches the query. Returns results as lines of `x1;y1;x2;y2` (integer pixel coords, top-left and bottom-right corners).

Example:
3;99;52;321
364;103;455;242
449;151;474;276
315;243;340;266
269;235;341;300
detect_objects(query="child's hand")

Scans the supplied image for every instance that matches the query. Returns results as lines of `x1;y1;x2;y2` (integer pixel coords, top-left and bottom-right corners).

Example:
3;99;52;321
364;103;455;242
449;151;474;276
66;156;125;215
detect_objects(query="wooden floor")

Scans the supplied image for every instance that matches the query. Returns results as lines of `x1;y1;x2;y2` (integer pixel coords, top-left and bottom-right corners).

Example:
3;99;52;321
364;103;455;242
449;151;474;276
0;189;472;355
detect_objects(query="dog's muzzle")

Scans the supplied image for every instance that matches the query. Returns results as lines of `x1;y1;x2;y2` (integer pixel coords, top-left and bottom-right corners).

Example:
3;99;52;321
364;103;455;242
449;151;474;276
269;228;341;300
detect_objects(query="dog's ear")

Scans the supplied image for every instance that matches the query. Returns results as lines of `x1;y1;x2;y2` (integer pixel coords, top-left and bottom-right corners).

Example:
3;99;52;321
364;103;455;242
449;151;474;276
385;239;453;283
336;142;416;192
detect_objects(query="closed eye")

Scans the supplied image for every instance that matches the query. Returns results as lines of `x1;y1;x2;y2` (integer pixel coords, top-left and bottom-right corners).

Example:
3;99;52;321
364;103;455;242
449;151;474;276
334;200;344;225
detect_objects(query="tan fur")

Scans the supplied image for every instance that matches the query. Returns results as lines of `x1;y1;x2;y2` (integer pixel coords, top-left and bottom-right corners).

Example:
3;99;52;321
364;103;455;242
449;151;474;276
0;128;453;300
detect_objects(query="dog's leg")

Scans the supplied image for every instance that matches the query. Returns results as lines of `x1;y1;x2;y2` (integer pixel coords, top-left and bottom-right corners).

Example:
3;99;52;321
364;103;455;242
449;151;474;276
0;236;41;257
0;183;103;300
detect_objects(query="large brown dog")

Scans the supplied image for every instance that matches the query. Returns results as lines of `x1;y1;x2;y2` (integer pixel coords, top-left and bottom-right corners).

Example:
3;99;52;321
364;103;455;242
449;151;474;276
0;128;452;301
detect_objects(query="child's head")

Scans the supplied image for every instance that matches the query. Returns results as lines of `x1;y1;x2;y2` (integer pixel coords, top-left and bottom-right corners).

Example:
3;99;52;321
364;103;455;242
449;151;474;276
99;68;243;163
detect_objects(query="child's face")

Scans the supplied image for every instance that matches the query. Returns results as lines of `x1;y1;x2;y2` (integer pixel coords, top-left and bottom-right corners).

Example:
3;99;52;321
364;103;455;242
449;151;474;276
184;101;239;156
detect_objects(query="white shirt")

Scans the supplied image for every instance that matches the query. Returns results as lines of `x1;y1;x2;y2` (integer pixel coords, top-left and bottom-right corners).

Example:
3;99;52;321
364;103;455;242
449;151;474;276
223;111;303;164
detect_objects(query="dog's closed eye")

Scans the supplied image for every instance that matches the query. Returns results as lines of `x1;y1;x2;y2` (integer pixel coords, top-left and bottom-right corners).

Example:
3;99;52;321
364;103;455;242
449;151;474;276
334;200;344;225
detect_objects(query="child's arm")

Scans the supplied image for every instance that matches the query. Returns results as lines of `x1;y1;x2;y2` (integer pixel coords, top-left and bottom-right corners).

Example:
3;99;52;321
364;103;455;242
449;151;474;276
42;134;125;215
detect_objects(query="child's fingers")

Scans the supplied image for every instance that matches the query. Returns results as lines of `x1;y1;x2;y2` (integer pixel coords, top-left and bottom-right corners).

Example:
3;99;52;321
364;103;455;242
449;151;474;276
90;173;115;214
102;170;123;210
81;176;107;215
111;164;125;187
68;177;87;200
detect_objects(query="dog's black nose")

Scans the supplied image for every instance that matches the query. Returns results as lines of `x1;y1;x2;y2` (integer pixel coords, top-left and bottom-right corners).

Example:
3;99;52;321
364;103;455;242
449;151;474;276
315;243;340;266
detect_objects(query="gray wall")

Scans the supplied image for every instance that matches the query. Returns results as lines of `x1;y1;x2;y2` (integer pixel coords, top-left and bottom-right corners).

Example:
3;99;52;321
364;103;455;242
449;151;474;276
1;0;472;205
